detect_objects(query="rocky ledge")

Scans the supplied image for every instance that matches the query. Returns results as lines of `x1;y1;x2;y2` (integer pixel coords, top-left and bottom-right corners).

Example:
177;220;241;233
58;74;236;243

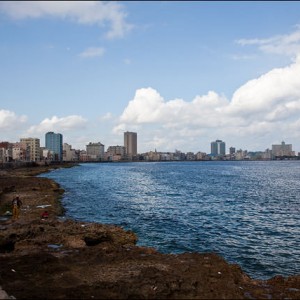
0;164;300;299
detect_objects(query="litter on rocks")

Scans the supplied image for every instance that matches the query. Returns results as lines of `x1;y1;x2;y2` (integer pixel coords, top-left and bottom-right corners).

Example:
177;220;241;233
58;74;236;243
48;244;63;249
36;204;52;208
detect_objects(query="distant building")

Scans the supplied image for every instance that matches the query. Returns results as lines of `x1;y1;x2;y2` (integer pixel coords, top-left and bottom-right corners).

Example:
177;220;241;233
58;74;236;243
211;140;226;156
263;148;272;160
145;150;161;161
79;150;89;162
0;142;13;162
124;131;137;157
20;138;40;161
229;147;236;155
63;143;77;161
272;141;294;157
86;142;105;161
12;142;27;161
186;152;195;160
104;145;126;161
196;151;208;160
174;150;186;161
235;149;247;160
45;132;63;161
106;145;126;157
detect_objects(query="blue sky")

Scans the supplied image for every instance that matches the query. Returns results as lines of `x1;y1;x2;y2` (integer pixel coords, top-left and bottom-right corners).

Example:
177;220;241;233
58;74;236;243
1;1;300;153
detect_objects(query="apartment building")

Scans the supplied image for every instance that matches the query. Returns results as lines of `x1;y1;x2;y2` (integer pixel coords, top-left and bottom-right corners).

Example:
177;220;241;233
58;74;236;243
20;138;40;162
86;142;105;160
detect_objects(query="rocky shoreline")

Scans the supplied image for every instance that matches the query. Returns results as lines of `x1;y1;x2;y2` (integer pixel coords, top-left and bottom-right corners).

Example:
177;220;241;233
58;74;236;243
0;164;300;299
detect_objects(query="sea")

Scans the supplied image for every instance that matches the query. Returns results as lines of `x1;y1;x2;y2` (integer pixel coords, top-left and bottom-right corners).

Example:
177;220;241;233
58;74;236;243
40;160;300;280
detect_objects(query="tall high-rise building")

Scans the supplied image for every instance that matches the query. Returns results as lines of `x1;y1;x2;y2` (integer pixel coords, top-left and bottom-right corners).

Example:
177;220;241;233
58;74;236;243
124;131;137;156
20;138;40;161
45;132;63;161
211;139;226;156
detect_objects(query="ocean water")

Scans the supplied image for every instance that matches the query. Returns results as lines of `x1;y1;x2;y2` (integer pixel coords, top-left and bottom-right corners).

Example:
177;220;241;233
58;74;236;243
40;161;300;280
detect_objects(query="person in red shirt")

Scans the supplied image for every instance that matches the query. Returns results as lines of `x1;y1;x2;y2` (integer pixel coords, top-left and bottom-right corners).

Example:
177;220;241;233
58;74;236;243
41;211;49;219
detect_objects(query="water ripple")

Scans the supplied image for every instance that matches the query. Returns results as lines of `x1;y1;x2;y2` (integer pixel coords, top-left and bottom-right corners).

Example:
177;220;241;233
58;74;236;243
41;161;300;279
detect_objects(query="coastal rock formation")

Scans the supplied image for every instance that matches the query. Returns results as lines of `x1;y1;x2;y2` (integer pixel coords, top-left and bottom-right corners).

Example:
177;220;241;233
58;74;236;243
1;165;300;299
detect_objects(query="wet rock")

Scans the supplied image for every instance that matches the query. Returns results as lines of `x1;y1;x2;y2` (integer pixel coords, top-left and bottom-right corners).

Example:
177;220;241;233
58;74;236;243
0;239;15;253
84;234;112;246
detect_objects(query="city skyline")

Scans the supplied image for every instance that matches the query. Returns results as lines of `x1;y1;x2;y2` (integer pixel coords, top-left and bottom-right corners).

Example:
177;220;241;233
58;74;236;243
2;130;298;157
1;2;300;153
1;131;297;163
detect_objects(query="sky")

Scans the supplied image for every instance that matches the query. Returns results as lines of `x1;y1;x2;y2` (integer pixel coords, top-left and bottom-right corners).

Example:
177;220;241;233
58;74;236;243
1;1;300;154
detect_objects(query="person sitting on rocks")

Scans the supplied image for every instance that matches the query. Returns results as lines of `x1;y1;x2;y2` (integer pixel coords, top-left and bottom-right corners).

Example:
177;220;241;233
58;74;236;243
12;196;22;220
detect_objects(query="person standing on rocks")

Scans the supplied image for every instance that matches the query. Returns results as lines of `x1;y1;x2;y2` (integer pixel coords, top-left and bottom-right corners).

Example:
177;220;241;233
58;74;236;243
12;196;22;220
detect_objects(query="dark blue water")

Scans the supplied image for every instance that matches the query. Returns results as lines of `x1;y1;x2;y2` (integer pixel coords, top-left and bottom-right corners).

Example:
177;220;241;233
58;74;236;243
40;161;300;280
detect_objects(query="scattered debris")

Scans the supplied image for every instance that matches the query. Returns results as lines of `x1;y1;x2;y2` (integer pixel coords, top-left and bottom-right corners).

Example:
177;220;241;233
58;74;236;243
36;205;52;209
47;244;63;249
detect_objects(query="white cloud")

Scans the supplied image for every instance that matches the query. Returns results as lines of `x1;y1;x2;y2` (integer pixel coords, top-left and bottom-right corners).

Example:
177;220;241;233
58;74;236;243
114;57;300;152
0;109;27;130
236;27;300;57
27;115;87;135
79;47;105;58
123;58;131;65
0;1;132;39
99;113;113;121
227;57;300;120
118;87;229;127
231;54;256;61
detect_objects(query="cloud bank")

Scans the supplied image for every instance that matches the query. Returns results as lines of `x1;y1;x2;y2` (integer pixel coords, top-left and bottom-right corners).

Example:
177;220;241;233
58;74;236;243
114;55;300;152
237;26;300;56
0;110;27;130
0;1;132;39
27;115;87;135
79;47;105;58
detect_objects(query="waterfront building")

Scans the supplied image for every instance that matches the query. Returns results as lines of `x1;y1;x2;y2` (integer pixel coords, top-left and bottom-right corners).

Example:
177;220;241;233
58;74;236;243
20;138;40;162
45;132;63;161
124;131;137;157
12;142;27;161
79;150;89;162
86;142;105;161
262;149;272;160
106;145;126;157
186;152;195;161
0;142;13;162
235;149;247;160
196;151;208;160
63;143;77;161
174;150;186;161
211;140;226;156
160;152;172;161
229;147;235;155
41;147;54;161
0;148;5;163
105;145;126;161
272;141;294;158
146;150;161;161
